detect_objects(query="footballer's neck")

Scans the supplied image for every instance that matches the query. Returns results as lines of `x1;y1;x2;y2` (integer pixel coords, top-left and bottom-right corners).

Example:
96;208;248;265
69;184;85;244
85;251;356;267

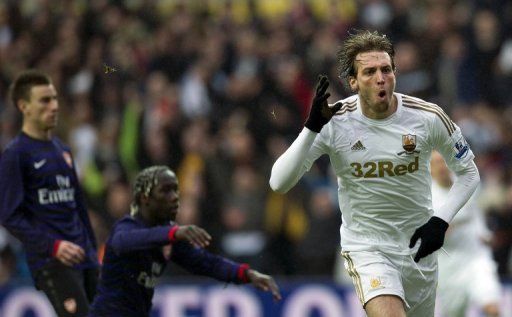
22;125;52;141
361;94;397;120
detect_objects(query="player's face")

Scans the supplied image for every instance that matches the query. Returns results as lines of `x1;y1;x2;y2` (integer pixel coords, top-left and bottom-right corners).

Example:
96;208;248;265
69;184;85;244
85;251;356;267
349;51;396;119
20;85;59;132
148;170;180;223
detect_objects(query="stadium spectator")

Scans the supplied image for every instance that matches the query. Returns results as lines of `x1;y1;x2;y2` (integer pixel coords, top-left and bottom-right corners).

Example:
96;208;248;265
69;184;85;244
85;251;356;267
296;186;341;276
0;70;98;316
89;165;281;316
269;30;479;317
0;0;511;279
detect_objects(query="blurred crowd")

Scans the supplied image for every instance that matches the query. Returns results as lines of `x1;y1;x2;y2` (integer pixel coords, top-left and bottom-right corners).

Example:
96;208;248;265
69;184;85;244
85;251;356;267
1;0;512;283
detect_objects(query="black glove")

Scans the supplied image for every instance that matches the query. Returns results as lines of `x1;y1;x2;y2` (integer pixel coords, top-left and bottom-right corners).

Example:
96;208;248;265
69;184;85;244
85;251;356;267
409;216;449;262
304;75;342;133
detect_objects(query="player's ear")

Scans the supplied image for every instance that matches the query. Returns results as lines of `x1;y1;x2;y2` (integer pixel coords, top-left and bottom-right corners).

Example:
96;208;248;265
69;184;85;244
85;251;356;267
349;76;358;92
17;99;27;112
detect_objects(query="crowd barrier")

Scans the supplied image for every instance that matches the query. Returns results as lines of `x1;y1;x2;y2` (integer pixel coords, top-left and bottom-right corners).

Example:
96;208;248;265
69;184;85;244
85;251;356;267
0;279;511;316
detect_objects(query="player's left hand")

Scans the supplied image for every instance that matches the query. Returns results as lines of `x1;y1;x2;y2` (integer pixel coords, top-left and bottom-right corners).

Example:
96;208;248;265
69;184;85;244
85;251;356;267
175;225;212;248
409;216;449;262
304;75;343;133
246;269;282;301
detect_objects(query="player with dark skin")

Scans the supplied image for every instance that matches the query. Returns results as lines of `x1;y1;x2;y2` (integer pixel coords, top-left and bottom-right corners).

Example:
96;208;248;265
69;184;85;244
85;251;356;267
138;168;212;247
89;166;280;316
138;168;281;295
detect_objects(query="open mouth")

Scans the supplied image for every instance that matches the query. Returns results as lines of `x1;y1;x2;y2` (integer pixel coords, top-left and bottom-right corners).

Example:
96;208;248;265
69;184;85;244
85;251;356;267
378;91;386;98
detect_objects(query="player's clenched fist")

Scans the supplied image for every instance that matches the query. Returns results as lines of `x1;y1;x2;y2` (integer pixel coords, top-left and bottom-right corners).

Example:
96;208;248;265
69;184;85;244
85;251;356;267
304;75;343;133
175;224;212;248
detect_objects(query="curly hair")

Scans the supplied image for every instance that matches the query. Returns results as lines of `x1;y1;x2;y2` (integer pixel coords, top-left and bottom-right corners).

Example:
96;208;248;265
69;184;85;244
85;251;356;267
336;30;395;85
130;166;172;216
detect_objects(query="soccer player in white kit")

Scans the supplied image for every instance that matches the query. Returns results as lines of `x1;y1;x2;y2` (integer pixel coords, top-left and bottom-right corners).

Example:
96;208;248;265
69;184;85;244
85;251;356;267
431;151;501;317
269;30;480;317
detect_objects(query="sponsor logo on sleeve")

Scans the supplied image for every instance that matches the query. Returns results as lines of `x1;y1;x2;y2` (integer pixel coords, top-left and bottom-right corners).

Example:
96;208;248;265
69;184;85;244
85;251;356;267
453;137;469;159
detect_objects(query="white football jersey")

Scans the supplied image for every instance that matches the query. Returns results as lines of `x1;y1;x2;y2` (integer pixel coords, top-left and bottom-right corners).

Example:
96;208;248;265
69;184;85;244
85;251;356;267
302;93;475;254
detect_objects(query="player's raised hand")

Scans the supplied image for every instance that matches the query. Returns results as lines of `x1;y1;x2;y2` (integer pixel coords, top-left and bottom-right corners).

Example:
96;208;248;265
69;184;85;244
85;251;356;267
409;216;449;262
175;225;212;248
246;269;282;301
55;240;86;266
304;75;343;133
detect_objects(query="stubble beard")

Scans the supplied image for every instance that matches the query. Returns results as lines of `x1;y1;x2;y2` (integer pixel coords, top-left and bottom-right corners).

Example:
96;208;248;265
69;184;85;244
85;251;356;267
374;99;391;113
361;93;389;116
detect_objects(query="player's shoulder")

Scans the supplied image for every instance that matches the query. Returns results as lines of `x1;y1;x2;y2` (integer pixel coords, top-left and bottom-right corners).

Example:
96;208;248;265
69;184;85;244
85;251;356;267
400;93;449;117
2;134;24;152
399;93;456;134
51;136;71;151
0;134;27;160
330;95;358;118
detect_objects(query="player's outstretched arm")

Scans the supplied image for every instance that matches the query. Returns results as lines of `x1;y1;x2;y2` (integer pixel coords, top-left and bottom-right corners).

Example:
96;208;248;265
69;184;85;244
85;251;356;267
246;269;282;301
110;221;212;254
170;240;281;299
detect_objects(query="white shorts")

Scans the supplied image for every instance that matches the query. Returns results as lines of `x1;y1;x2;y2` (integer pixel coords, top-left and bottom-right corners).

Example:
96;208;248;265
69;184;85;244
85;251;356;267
437;252;501;317
342;250;437;317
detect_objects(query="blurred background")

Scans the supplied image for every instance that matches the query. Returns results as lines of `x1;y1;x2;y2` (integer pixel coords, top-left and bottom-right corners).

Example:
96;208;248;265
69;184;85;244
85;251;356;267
0;0;512;315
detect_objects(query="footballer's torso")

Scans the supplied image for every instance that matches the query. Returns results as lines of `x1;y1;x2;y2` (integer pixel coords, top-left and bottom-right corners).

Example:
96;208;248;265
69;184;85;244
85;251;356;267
323;94;436;248
327;94;432;195
319;93;475;252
